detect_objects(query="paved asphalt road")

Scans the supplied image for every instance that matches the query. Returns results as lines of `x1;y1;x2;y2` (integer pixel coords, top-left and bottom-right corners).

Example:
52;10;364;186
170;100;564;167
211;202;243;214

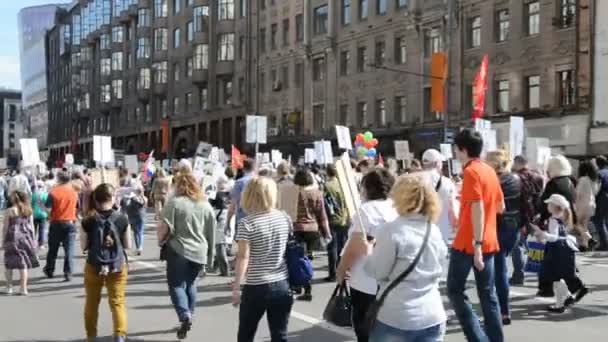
1;211;607;342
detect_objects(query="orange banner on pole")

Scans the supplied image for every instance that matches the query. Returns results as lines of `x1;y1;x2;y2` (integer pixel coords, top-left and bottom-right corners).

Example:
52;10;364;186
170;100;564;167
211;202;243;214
472;54;489;121
430;52;448;113
161;119;169;154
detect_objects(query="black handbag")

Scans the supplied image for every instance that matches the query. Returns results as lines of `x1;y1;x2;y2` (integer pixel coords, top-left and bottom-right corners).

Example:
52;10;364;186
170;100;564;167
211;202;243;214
323;282;353;327
362;221;432;332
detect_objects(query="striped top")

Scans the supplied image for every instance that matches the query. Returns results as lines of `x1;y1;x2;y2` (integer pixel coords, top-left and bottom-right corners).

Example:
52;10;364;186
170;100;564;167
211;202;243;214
235;209;290;285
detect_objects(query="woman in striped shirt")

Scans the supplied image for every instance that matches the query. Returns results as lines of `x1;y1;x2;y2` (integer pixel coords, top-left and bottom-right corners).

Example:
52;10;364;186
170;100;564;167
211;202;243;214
232;177;294;342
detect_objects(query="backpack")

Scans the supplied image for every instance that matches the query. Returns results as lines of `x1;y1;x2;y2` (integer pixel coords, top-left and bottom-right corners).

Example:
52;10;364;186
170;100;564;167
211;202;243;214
285;236;314;288
87;212;125;275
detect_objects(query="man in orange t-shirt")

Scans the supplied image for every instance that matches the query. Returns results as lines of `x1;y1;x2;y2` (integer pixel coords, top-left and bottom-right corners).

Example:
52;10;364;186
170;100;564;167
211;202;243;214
447;128;505;342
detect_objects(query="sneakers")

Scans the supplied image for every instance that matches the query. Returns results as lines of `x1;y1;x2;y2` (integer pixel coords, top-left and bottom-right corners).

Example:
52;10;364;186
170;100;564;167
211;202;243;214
43;268;54;279
4;287;13;295
176;319;192;340
502;316;512;326
575;287;589;303
547;304;567;313
296;293;312;302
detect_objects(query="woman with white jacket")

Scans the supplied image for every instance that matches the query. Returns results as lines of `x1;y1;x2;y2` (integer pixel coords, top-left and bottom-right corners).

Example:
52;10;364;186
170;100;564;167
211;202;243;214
575;160;600;250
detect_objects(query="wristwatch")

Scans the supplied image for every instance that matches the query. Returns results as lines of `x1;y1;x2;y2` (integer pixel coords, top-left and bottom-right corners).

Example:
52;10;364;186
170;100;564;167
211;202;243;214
473;240;483;247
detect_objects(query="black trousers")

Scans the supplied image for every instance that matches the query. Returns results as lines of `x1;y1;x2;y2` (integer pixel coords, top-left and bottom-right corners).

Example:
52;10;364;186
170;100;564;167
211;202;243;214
350;287;376;342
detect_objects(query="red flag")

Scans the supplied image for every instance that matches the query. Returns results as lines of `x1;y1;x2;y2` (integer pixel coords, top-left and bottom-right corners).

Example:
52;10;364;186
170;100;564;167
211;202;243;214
231;145;244;169
378;153;385;167
472;54;489;121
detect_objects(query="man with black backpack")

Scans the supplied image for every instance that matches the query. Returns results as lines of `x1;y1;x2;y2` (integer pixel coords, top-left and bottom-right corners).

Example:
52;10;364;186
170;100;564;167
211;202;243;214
324;164;349;282
81;183;131;342
593;155;608;251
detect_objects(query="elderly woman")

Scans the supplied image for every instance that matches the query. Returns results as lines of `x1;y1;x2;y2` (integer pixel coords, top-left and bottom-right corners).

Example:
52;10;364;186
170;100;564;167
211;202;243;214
537;154;576;297
574;160;600;250
157;173;216;340
363;174;447;342
292;168;331;301
231;177;293;342
337;168;398;342
486;150;522;325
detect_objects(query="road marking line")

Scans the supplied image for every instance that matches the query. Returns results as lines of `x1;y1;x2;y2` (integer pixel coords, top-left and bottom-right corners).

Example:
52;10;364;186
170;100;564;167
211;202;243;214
290;311;355;338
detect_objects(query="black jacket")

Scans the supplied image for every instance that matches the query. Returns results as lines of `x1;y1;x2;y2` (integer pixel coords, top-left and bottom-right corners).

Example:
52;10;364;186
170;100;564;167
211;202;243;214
539;175;577;224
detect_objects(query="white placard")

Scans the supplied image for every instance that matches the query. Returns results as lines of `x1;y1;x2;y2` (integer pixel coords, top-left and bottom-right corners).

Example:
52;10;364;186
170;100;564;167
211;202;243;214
93;136;112;163
314;142;324;164
440;144;453;160
209;147;220;162
304;148;315;164
475;118;492;132
195;142;213;158
0;158;6;169
262;152;271;164
526;137;551;171
271;150;283;166
192;156;206;180
246;115;268;144
65;154;74;166
335;125;353;150
451;159;463;175
162;159;170;170
20;138;41;167
394;140;411;161
323;141;333;164
124;155;139;175
509;116;525;160
481;129;497;157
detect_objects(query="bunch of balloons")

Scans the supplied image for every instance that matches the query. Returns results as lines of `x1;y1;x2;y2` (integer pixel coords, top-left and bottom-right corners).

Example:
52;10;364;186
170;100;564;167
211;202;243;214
354;131;379;158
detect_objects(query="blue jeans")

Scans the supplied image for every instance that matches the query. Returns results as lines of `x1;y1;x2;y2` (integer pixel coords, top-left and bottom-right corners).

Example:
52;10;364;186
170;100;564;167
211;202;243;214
327;226;349;278
592;214;608;250
34;219;48;246
510;232;526;282
131;220;144;250
370;321;443;342
166;249;203;322
44;222;76;276
238;279;293;342
447;249;503;342
495;219;520;316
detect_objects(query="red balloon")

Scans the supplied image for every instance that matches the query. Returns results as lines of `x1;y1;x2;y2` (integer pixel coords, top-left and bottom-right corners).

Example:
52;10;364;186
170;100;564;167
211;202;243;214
355;134;364;143
371;138;379;147
364;141;374;149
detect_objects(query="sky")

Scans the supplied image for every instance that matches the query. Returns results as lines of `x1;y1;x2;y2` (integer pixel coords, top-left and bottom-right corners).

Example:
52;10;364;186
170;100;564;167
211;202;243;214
0;0;72;90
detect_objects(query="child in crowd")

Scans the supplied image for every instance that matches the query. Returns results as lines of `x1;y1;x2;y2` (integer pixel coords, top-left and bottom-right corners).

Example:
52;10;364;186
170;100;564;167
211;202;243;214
210;176;233;277
3;191;39;295
126;186;148;256
536;194;589;313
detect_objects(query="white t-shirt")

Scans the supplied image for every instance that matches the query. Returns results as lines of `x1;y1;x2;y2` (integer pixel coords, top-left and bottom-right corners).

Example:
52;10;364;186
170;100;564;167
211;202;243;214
348;199;399;295
426;169;456;244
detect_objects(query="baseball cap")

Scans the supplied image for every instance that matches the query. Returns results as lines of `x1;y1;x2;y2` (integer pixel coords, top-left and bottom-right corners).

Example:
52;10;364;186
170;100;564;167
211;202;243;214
544;194;570;209
422;149;445;163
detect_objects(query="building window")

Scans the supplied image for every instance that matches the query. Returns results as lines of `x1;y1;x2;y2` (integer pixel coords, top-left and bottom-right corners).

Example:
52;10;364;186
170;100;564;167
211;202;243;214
112;79;123;99
114;0;124;16
339;104;350;126
174;62;180;82
187;58;193;77
271;23;278;49
238;77;246;100
259;71;266;94
155;0;168;18
313;104;325;130
376;99;386;126
357;102;367;127
111;52;123;71
295;14;303;42
526;75;540;109
395;37;406;64
173;0;181;14
153;61;168;83
558;70;575;106
239;0;247;18
295;62;303;87
239;35;246;59
340;50;350;76
281;65;289;89
375;41;385;67
395;96;407;123
260;0;266;10
496;9;509;42
313;57;325;81
359;0;368;20
173;28;181;48
259;28;266;53
218;33;234;61
314;5;328;35
424;28;441;57
154;28;168;50
194;6;209;32
282;19;289;47
219;0;234;20
138;8;151;27
377;0;387;15
526;1;540;36
101;84;111;103
357;46;368;72
100;34;110;49
342;0;351;25
559;0;576;28
496;80;509;113
194;44;209;69
187;0;193;7
223;79;233;105
112;26;123;43
186;21;194;42
160;99;168;118
397;0;408;9
173;97;181;114
200;86;208;109
100;58;111;76
186;92;193;110
137;37;151;58
469;16;481;48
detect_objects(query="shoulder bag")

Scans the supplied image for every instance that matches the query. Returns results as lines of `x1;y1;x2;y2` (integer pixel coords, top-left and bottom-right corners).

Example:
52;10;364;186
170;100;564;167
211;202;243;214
362;221;432;332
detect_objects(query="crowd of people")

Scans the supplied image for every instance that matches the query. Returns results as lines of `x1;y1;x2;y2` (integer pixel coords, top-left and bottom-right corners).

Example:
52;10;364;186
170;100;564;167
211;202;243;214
1;127;607;342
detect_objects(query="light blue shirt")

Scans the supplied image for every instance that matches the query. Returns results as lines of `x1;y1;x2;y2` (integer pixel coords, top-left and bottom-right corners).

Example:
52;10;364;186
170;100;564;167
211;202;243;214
230;173;253;226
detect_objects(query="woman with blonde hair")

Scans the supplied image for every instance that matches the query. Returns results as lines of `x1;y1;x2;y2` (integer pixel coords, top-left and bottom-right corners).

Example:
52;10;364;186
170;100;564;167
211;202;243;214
362;174;447;342
486;150;522;325
157;173;216;340
231;177;293;342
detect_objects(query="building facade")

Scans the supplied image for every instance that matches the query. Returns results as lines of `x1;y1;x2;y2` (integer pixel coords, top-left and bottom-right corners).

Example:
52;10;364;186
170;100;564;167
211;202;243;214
45;0;595;161
18;4;67;152
0;90;26;167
